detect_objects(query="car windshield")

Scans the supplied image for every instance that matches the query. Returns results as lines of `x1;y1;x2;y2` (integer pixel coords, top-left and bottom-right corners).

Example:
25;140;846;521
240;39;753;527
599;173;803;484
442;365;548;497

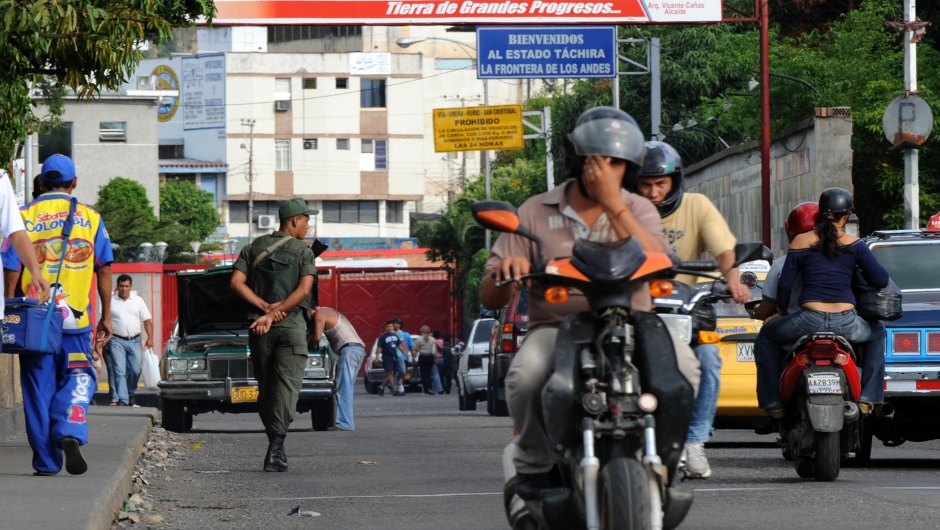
473;319;496;344
871;243;940;291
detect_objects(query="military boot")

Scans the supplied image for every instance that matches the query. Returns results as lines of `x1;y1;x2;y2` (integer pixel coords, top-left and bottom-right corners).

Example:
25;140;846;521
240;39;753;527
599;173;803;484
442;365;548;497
264;434;288;472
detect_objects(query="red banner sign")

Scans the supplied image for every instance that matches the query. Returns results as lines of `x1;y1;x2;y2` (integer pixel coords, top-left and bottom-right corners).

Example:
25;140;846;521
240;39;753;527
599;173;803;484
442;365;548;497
213;0;723;25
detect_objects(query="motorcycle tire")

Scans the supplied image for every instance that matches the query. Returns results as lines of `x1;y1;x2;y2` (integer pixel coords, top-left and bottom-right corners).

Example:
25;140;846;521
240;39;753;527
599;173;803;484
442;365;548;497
794;456;814;479
599;458;651;530
813;431;841;481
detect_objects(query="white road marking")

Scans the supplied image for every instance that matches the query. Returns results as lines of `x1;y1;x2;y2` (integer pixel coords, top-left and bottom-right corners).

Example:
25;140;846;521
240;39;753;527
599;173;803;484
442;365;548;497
253;492;502;501
693;487;780;492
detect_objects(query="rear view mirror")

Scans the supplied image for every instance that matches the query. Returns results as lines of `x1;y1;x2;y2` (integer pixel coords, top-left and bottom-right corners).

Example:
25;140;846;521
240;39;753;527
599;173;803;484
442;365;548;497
733;243;773;267
471;201;521;234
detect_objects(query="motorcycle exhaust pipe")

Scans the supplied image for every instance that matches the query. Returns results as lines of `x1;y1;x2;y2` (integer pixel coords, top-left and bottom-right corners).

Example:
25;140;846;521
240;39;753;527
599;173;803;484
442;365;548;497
877;402;896;421
580;418;601;530
843;401;860;424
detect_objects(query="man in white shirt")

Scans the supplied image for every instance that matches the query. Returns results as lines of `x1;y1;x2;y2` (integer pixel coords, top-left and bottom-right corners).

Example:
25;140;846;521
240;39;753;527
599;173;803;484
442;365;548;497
107;274;153;406
0;172;49;320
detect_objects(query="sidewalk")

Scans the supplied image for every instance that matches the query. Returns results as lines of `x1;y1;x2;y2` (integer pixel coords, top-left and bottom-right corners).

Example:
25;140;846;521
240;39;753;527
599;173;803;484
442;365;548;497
0;395;160;530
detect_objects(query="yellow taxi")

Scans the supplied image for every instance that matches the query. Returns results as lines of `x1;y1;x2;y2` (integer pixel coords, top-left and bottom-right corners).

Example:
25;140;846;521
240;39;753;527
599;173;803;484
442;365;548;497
700;260;770;428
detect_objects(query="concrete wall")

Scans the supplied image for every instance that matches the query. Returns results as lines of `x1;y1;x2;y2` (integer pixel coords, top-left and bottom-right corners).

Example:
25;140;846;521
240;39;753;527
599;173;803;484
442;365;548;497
683;109;853;255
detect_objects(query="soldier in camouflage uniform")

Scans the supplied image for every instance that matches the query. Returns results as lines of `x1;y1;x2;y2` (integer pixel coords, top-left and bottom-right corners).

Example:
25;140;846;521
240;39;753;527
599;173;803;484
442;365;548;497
231;198;317;472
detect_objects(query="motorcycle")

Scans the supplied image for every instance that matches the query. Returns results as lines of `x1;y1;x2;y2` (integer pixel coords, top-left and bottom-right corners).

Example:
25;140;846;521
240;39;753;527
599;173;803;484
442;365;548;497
473;200;769;530
777;331;862;481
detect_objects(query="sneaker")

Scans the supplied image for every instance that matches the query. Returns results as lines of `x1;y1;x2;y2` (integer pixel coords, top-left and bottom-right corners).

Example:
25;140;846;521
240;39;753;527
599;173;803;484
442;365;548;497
377;385;385;397
393;391;405;396
60;437;88;475
683;443;711;479
131;404;141;408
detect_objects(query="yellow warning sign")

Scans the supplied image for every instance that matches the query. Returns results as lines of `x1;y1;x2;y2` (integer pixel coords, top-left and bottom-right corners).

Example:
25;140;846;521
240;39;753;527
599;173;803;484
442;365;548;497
433;104;524;153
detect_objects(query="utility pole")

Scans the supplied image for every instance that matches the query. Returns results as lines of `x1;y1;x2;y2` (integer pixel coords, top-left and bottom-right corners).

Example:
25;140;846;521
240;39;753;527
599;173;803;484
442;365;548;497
241;119;256;241
903;0;919;229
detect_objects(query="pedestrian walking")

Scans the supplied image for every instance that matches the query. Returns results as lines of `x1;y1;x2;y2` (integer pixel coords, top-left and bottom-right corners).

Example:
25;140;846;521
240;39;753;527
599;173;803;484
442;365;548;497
377;320;408;396
107;274;154;406
231;198;317;472
309;307;365;430
2;154;113;476
391;317;413;393
440;335;456;394
413;325;439;395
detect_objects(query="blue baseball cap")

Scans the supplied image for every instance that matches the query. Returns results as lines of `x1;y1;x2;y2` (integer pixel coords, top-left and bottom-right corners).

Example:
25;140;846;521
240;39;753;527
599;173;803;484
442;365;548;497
41;154;76;183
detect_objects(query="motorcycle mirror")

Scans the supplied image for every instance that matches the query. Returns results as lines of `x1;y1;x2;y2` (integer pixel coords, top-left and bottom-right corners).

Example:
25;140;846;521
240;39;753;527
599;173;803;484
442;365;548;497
471;201;522;233
732;243;773;267
740;271;759;288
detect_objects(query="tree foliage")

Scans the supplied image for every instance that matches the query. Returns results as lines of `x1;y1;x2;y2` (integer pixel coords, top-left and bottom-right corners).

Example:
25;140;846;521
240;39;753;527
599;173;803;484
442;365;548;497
94;177;158;255
0;0;215;163
160;178;220;242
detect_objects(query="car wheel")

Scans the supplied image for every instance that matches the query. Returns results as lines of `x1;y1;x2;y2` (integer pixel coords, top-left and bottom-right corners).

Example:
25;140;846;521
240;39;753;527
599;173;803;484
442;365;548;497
457;380;467;411
161;398;192;433
312;395;337;431
363;376;379;395
492;395;509;417
462;389;477;411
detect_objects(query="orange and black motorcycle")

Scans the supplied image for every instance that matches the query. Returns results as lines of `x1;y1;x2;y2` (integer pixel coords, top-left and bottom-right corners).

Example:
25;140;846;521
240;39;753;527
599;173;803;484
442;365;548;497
475;201;770;530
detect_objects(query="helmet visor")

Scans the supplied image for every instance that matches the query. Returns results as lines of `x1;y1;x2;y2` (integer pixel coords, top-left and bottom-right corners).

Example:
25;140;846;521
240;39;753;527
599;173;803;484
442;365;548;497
567;117;645;164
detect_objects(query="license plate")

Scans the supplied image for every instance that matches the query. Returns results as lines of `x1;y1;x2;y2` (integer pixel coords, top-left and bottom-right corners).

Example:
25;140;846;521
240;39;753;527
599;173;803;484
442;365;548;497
807;373;842;395
736;342;755;362
231;386;259;403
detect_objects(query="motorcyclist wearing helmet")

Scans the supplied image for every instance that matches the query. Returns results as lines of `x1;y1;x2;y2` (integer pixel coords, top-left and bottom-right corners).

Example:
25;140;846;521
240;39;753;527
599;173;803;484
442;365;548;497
479;107;701;498
754;201;820;320
634;141;750;479
754;188;889;419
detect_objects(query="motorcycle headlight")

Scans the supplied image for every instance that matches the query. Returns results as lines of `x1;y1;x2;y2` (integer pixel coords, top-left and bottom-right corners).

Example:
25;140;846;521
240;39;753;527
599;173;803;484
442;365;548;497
658;314;693;345
188;359;206;371
306;356;324;368
168;359;188;373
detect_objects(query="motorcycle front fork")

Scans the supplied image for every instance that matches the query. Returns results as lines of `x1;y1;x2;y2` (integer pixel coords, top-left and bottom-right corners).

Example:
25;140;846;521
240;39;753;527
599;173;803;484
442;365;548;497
580;415;665;530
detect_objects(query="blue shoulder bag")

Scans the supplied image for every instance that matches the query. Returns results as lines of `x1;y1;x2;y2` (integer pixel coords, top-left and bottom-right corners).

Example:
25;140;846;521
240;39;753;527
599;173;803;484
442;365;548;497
1;198;77;355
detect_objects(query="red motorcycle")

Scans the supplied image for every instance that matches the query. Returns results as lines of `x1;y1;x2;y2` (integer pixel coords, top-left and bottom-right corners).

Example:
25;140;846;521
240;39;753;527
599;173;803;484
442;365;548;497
778;332;862;481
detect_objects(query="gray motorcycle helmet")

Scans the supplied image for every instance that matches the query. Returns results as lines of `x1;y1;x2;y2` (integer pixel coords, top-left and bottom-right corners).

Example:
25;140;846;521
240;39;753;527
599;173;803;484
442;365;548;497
567;107;646;185
638;141;684;217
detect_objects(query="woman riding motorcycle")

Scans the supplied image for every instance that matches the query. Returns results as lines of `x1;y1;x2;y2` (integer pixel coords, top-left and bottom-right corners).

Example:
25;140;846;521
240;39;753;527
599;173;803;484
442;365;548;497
754;188;889;419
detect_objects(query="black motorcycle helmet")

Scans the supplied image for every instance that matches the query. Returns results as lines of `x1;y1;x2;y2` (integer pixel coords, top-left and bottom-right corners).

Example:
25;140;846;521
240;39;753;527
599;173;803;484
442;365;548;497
566;107;646;194
637;141;684;217
818;187;854;219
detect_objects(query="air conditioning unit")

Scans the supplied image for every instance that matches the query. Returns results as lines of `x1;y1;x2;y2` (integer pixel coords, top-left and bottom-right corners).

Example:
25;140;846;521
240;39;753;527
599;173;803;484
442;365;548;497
257;214;277;229
274;100;291;112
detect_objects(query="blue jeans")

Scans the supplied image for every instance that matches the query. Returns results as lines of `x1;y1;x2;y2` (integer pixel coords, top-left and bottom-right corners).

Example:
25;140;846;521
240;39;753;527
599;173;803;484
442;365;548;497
431;357;443;393
109;337;142;405
755;309;877;410
687;343;721;444
335;343;365;430
104;343;118;403
395;356;406;388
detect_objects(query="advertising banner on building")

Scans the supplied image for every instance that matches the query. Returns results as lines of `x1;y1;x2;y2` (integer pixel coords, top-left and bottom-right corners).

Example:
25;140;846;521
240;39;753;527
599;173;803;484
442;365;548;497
477;26;615;79
212;0;723;25
182;54;226;131
433;105;524;153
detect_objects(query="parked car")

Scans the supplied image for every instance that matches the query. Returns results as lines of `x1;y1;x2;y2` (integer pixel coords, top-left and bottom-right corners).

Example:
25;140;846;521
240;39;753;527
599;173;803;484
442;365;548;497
158;266;336;433
486;290;529;416
362;336;422;394
455;317;497;410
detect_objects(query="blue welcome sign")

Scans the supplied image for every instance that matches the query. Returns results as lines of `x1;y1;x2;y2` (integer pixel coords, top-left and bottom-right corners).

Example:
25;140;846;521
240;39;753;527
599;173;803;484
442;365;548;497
477;26;616;79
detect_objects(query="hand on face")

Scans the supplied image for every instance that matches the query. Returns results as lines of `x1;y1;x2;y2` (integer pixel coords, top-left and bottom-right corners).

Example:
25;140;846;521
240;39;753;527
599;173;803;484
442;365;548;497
581;156;626;211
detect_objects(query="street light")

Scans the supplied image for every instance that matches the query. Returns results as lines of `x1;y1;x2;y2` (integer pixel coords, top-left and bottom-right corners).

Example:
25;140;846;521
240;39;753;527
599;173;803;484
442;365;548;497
395;35;493;250
189;241;201;264
138;242;153;262
154;241;168;263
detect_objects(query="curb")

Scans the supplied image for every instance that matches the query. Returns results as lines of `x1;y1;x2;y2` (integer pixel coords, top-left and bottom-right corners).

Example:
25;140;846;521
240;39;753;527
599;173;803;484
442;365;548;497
86;408;158;530
0;407;24;442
